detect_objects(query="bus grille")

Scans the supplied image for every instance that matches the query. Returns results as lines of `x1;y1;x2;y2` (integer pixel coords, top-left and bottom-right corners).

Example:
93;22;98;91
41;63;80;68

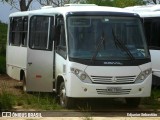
96;88;131;95
90;75;136;84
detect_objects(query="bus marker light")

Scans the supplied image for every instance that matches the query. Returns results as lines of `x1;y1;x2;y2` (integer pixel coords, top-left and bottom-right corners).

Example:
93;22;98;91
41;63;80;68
84;88;87;92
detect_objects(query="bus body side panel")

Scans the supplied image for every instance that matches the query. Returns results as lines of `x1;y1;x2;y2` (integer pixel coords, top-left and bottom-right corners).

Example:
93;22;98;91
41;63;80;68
26;49;54;92
6;46;27;80
150;50;160;77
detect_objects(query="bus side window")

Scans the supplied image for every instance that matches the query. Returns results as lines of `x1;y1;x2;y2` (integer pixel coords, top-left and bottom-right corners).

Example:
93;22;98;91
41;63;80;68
10;17;23;46
29;16;54;51
56;18;67;58
144;18;160;49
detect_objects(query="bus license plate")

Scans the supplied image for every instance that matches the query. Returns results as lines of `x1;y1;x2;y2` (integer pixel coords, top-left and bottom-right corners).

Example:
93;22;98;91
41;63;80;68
106;87;122;93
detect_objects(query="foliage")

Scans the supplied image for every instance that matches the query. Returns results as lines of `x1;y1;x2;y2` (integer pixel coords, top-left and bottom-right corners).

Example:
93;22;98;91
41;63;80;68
141;88;160;109
0;92;15;111
83;0;144;7
0;21;7;43
15;92;62;110
0;21;7;74
0;85;15;111
113;0;144;8
0;56;6;74
81;0;113;6
37;0;81;7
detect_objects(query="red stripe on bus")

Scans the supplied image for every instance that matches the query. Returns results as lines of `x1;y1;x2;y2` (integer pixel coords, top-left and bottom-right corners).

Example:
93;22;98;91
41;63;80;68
36;75;42;78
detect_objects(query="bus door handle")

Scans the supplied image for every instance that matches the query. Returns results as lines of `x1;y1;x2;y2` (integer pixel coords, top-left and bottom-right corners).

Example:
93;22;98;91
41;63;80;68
28;62;32;65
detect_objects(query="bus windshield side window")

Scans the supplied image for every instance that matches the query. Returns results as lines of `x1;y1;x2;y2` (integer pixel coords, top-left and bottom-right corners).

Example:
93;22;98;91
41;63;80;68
56;17;66;58
29;16;54;50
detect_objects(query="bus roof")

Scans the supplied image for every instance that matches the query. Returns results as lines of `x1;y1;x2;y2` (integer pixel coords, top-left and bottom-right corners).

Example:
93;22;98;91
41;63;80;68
9;4;135;18
125;5;160;17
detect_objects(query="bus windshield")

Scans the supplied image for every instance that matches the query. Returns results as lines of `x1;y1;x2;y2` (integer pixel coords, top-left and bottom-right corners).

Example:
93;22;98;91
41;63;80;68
67;16;149;60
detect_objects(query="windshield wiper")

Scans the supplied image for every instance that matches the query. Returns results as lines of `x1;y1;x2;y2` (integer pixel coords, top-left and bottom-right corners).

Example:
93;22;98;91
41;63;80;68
91;31;105;62
112;29;135;60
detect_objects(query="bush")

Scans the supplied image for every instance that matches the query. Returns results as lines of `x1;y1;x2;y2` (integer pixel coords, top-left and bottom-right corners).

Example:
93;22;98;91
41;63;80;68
0;91;15;111
0;55;6;74
0;44;6;56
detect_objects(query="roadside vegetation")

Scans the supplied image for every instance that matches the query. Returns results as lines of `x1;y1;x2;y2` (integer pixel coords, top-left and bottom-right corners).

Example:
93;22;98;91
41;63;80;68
0;21;7;74
0;78;160;111
141;88;160;110
0;89;62;111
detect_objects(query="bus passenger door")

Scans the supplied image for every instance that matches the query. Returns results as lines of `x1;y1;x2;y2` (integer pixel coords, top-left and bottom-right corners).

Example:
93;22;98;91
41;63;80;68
26;16;55;92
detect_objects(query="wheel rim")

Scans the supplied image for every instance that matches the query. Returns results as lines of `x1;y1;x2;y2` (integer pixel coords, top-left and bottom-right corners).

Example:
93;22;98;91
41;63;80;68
60;85;66;106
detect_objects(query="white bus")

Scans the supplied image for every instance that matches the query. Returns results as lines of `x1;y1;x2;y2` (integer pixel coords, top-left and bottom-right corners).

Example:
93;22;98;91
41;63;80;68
125;5;160;86
6;4;152;108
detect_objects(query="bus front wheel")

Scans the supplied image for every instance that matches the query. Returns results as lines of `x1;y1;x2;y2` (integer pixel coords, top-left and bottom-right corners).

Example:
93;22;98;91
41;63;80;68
59;82;74;108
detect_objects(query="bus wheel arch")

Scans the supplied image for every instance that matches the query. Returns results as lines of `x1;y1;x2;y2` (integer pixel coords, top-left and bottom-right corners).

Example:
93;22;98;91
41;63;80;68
20;70;27;92
56;75;64;95
56;75;74;108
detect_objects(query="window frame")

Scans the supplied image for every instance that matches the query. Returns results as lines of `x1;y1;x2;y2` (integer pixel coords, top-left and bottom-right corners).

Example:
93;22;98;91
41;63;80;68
55;15;67;59
9;16;28;47
29;15;54;51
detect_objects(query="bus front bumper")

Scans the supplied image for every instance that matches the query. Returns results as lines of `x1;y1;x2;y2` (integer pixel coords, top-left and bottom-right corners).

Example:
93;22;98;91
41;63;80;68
66;73;152;98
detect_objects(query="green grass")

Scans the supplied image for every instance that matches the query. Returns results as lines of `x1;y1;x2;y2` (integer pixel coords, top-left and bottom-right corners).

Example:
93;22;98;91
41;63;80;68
141;88;160;110
0;89;160;111
0;88;15;111
0;55;6;74
0;92;15;111
0;91;62;111
17;92;62;110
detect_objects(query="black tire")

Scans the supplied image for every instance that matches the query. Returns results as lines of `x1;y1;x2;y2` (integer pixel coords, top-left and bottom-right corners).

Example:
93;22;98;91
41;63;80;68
125;98;141;108
59;82;74;109
22;75;27;92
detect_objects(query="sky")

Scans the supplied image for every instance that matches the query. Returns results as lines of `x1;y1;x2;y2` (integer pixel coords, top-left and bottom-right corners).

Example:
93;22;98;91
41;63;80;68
0;1;41;23
0;2;18;23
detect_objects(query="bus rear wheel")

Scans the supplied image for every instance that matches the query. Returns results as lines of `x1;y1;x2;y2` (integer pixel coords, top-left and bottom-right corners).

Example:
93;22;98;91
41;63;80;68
59;82;74;109
125;98;141;108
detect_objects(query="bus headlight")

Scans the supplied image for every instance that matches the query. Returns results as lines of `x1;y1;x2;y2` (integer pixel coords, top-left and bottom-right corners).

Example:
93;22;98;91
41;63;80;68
80;73;87;80
135;68;152;83
70;67;92;83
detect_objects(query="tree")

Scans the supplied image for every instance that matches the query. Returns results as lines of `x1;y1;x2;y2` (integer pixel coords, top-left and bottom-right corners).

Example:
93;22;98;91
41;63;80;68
146;0;160;4
82;0;113;6
1;0;33;11
113;0;144;8
37;0;81;7
83;0;145;7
